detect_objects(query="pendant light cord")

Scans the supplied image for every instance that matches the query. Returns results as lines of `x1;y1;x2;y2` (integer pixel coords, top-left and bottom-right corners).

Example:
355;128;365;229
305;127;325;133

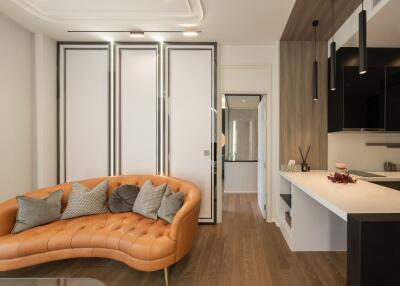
331;0;335;41
314;24;317;61
312;20;319;61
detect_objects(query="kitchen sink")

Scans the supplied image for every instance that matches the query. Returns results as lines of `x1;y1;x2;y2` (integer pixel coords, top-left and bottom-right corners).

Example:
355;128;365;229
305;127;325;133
348;170;386;178
370;181;400;191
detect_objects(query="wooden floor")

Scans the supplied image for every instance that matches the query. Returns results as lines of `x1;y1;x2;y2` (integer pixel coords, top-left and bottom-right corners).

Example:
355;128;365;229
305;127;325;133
0;194;346;286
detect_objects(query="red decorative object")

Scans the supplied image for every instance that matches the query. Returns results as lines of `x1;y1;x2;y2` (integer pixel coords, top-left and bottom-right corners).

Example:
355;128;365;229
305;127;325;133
327;171;357;184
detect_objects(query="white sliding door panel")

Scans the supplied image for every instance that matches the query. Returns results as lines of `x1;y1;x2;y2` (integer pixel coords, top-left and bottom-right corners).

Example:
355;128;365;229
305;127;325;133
59;46;110;183
66;49;109;181
168;47;215;223
258;96;267;218
117;47;158;175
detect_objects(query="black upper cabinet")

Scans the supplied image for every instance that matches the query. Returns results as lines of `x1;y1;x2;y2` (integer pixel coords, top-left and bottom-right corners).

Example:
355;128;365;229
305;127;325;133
386;67;400;131
343;66;385;130
328;48;400;132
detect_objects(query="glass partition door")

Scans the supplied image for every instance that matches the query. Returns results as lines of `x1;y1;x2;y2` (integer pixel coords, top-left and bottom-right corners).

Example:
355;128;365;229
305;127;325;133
224;95;260;162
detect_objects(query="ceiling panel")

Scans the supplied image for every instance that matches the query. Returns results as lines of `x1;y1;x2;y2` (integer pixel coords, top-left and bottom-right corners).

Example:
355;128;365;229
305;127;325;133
345;0;400;47
0;0;295;44
22;0;189;13
226;95;260;110
8;0;202;24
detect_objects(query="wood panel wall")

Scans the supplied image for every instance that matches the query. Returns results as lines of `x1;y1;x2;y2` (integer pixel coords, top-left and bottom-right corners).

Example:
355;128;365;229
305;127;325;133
281;0;360;41
280;41;328;169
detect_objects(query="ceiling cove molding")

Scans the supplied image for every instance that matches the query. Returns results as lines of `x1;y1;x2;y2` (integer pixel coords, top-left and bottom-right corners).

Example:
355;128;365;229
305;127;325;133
9;0;204;26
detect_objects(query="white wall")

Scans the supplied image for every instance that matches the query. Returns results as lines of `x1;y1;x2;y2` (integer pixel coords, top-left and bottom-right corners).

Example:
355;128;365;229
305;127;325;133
0;14;57;201
0;12;33;201
328;133;400;171
33;33;57;188
224;162;257;193
221;45;272;94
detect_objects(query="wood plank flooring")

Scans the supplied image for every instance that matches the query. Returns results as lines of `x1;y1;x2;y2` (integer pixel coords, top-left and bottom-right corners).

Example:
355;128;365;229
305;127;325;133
0;194;346;286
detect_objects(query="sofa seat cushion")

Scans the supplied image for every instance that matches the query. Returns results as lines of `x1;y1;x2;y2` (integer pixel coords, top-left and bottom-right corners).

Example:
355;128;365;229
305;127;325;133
0;212;175;261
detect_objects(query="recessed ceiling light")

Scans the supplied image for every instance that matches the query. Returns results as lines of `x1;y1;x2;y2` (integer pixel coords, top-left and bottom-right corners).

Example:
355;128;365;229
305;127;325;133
182;31;199;37
242;99;246;103
129;31;145;38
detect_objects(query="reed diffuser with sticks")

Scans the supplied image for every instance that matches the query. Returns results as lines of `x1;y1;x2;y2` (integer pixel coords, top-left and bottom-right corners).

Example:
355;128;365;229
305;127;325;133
299;145;311;172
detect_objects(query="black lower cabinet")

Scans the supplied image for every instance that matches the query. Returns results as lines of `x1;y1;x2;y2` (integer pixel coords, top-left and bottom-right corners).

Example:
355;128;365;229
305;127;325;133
386;67;400;131
347;214;400;286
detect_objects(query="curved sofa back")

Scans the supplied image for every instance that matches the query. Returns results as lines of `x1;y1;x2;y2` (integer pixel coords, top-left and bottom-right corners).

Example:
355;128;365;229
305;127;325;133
0;175;201;237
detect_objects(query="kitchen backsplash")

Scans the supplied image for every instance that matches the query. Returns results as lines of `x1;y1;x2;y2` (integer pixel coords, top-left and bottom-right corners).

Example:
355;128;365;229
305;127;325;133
328;133;400;171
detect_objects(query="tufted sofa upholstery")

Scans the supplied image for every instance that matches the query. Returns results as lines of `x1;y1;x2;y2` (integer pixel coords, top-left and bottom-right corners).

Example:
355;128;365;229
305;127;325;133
0;175;201;273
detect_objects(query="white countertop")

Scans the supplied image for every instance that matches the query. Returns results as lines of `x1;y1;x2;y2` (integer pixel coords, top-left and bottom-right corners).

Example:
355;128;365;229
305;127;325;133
280;171;400;221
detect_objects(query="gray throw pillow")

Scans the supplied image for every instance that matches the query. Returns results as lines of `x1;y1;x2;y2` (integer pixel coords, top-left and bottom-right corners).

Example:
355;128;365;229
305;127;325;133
132;180;167;220
109;184;140;213
12;189;63;234
61;180;108;220
157;187;184;223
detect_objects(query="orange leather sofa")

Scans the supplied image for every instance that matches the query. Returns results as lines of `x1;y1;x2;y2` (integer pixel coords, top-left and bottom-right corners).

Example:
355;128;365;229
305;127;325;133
0;175;201;285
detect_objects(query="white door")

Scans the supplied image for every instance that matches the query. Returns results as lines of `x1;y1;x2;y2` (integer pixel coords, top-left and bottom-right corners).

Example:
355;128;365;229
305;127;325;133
167;46;215;223
59;45;110;183
258;96;267;218
115;45;159;175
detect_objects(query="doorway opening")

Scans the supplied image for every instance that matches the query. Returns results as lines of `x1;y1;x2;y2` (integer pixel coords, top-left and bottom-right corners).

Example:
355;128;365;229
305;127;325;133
222;94;267;219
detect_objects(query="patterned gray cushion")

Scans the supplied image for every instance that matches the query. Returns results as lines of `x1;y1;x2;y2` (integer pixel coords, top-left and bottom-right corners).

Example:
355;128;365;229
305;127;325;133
132;180;167;220
61;180;108;220
108;184;140;213
157;187;184;223
12;189;63;234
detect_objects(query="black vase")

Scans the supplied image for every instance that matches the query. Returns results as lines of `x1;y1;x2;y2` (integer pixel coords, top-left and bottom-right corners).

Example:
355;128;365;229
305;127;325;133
301;162;309;172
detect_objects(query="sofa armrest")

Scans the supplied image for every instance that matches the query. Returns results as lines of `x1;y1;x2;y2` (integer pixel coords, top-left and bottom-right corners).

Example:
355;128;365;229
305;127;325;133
0;199;18;236
169;184;201;261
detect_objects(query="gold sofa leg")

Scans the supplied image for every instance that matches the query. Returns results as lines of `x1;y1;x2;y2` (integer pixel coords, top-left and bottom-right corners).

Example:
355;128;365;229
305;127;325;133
164;267;169;286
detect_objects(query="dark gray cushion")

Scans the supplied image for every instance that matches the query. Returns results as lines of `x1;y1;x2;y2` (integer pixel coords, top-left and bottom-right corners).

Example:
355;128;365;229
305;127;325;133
157;187;184;223
109;184;140;213
12;189;63;234
132;180;167;220
61;180;108;220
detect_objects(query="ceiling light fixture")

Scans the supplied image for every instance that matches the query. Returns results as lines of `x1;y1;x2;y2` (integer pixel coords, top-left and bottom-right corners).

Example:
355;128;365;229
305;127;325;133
312;20;319;101
330;0;337;91
68;30;202;38
182;31;199;37
359;0;367;74
129;31;145;38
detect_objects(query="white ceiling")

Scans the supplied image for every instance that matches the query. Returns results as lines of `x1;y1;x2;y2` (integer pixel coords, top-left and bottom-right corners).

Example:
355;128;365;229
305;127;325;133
345;0;400;47
0;0;295;44
225;95;260;110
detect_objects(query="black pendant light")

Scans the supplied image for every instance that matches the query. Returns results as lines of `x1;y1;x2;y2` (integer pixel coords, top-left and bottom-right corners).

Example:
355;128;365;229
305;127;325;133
330;0;337;91
359;0;367;74
312;20;319;101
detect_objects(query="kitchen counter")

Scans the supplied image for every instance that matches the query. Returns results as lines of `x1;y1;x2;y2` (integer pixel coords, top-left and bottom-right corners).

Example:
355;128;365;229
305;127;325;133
279;171;400;283
280;171;400;221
